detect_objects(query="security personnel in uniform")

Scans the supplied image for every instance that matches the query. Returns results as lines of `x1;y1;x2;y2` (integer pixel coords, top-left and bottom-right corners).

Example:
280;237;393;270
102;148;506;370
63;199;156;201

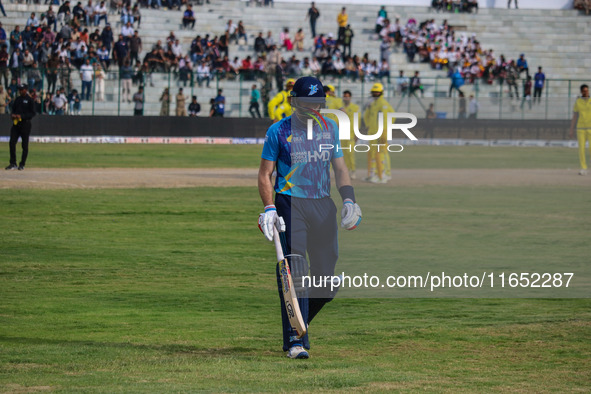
268;78;295;122
5;84;36;171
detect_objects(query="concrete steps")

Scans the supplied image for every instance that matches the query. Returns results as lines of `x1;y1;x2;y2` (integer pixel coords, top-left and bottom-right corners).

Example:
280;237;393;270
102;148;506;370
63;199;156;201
2;1;588;118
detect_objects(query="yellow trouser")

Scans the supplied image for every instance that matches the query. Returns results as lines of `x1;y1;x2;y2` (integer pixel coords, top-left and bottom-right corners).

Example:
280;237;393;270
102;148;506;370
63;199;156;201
384;149;391;176
367;140;390;178
577;129;591;170
342;140;355;172
367;145;385;179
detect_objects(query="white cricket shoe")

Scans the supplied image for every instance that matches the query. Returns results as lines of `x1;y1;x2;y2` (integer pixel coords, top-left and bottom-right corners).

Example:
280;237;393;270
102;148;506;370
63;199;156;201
579;169;588;176
287;345;309;359
381;173;392;181
369;175;387;184
350;171;357;180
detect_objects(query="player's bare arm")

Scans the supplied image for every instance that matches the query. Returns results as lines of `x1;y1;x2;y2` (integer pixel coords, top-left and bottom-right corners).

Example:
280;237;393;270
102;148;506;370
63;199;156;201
332;156;351;189
569;112;578;139
258;158;275;207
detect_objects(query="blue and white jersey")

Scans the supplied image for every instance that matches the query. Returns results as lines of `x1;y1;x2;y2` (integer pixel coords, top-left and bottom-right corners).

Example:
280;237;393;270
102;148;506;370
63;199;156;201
261;115;342;199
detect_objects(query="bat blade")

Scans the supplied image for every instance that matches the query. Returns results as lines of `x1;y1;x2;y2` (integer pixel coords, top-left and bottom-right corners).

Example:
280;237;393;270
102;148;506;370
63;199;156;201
279;257;307;339
274;227;307;339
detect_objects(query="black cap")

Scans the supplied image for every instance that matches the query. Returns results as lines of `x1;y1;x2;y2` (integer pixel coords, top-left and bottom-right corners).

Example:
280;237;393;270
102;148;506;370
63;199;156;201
18;83;28;90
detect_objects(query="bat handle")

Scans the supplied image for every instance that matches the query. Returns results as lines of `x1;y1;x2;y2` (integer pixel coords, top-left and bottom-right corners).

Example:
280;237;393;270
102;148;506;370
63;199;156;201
273;226;285;261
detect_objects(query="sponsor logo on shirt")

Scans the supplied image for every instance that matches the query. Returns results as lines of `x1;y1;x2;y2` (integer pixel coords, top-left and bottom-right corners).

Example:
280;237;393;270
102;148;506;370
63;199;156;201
290;150;330;164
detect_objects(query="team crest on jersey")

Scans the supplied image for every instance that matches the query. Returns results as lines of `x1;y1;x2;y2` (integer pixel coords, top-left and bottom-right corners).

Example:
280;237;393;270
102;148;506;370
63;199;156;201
308;84;318;96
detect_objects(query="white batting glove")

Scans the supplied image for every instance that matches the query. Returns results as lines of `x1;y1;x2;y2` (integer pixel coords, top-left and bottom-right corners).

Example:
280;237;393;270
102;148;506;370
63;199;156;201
341;199;362;230
258;205;286;241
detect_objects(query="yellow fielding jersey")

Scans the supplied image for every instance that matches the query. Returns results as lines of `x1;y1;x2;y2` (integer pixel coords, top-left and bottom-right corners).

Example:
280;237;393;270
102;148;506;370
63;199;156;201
268;90;291;121
363;96;395;143
343;103;360;140
574;97;591;129
326;96;344;111
324;96;345;127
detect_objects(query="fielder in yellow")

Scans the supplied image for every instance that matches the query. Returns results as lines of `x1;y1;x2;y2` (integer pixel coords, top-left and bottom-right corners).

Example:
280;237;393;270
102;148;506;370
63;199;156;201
363;82;393;183
323;85;346;174
570;83;591;176
342;90;359;179
268;79;295;122
324;84;344;120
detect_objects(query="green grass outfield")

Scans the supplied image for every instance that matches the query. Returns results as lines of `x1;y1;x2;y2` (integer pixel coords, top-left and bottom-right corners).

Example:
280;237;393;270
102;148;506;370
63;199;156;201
0;143;581;169
1;145;590;392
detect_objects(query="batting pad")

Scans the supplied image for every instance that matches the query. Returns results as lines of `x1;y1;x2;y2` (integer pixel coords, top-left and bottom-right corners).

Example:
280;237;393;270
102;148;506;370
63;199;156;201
285;254;309;297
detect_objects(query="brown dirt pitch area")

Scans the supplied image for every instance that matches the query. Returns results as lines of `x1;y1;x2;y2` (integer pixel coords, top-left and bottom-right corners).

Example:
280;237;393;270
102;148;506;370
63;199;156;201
0;168;589;189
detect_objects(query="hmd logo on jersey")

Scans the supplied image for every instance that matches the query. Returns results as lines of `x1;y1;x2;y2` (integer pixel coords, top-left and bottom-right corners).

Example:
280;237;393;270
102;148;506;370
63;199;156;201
308;150;330;162
306;109;419;153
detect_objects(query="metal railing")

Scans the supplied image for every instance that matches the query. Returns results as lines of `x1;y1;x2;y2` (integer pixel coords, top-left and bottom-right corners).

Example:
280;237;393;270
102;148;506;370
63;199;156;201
4;66;587;120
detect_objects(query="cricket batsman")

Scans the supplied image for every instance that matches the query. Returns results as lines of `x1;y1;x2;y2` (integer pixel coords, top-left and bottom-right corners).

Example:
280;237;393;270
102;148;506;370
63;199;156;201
569;84;591;176
342;90;360;179
258;77;362;359
268;78;295;122
363;83;392;183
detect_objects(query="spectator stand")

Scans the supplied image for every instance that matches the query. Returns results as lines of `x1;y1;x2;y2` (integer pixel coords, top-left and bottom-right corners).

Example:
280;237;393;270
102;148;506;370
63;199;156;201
0;0;588;119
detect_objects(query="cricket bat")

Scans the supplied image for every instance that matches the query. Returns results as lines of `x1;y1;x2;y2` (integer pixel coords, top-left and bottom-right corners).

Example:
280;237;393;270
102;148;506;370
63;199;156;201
273;226;307;339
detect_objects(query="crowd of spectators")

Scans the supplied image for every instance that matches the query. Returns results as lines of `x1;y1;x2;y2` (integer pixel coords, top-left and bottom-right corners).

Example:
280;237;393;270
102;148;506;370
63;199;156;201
375;15;544;99
0;0;146;114
0;0;549;116
0;0;222;115
430;0;479;13
574;0;591;15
